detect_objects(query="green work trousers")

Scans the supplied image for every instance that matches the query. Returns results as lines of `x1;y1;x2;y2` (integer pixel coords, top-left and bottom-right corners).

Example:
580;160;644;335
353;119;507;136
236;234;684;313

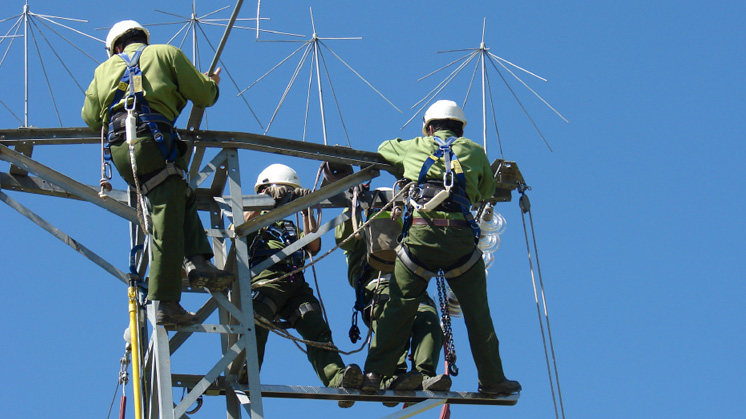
363;279;442;378
253;275;346;387
364;223;508;387
110;133;212;302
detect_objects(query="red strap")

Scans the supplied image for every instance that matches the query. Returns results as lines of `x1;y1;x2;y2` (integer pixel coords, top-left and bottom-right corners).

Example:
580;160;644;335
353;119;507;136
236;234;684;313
440;341;452;419
119;395;127;419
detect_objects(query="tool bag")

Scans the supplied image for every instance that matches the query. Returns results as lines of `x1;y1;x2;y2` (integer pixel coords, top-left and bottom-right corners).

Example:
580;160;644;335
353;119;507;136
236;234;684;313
363;210;401;273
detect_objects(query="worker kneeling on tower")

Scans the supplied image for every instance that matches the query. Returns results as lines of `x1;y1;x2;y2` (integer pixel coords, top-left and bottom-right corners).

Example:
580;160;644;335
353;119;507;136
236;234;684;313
241;163;363;408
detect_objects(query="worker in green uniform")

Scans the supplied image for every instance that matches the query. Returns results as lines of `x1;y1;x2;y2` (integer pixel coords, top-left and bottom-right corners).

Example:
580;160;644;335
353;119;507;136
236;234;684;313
81;20;234;326
335;201;451;394
244;164;363;408
361;100;521;396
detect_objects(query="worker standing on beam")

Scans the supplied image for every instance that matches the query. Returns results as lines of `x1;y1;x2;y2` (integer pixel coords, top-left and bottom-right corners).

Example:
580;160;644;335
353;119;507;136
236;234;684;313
361;100;522;396
335;197;451;396
81;20;234;326
242;164;363;408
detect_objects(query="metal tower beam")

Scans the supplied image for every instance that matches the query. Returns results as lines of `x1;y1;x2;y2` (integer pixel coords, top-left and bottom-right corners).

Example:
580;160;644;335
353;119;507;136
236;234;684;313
0;127;524;418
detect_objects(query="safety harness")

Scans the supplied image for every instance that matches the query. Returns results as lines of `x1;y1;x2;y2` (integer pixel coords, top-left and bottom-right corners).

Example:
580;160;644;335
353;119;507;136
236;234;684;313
402;136;480;240
252;290;321;330
104;45;184;194
249;220;306;273
249;219;319;329
398;135;484;280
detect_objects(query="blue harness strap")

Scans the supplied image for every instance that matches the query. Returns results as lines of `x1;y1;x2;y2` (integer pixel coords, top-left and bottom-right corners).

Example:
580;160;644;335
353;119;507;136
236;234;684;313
249;220;306;271
106;46;179;163
404;136;481;241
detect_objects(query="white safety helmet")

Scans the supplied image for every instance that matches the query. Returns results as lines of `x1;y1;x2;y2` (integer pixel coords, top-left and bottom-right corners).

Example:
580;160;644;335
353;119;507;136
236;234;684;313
105;20;150;57
422;99;467;135
255;164;301;193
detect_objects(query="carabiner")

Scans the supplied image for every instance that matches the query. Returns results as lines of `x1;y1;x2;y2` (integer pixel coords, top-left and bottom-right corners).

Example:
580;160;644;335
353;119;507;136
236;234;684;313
104;161;113;180
123;94;137;112
442;170;454;192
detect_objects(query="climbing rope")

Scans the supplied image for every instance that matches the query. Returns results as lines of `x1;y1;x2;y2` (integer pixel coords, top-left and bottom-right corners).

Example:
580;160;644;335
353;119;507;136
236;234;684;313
251;264;380;357
253;312;370;356
295;209;331;326
125;142;151;234
308;251;329;324
519;185;565;419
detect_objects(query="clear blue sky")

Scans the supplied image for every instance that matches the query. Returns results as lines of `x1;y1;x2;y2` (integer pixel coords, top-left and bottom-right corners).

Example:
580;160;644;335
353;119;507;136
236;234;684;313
1;1;744;418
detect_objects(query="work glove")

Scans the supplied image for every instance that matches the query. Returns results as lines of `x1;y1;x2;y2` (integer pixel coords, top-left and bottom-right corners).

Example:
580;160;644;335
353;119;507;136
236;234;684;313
292;187;312;198
262;185;292;200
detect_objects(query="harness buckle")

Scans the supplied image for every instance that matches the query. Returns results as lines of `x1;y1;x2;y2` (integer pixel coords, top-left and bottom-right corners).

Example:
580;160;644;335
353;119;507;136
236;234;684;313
443;169;454;192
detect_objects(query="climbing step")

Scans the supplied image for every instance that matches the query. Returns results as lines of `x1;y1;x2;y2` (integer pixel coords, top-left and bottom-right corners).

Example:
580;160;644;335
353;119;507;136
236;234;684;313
171;375;518;406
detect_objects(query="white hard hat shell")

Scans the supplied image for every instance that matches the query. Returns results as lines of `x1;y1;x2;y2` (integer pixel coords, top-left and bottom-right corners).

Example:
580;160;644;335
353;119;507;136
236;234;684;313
106;20;150;57
422;99;467;135
255;164;302;193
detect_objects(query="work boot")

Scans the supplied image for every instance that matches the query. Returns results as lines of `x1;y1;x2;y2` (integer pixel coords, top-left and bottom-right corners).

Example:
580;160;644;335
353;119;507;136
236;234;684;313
387;371;423;391
380;376;399;407
422;374;452;392
478;378;522;395
361;371;382;394
336;364;363;408
381;371;423;407
155;301;199;326
185;255;235;292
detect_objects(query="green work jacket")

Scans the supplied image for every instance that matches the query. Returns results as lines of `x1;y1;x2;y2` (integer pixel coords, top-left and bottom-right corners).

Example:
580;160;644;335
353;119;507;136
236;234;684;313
378;130;496;208
81;43;219;131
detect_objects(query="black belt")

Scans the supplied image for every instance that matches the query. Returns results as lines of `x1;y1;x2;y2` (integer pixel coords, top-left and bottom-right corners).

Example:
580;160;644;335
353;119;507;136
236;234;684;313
411;217;470;228
108;112;174;144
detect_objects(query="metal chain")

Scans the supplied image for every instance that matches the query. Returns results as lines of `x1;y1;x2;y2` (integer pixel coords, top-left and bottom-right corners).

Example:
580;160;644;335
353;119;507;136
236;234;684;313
436;273;458;376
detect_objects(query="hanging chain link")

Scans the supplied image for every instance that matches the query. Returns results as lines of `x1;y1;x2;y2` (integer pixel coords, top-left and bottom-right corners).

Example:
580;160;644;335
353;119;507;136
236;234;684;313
436;273;458;376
